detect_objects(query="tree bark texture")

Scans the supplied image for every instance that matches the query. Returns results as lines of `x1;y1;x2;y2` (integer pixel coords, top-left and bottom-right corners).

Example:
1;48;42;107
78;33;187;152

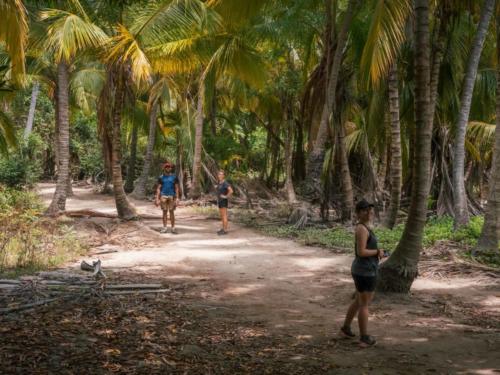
337;122;354;222
132;102;158;198
47;61;70;215
24;81;39;139
284;102;297;203
384;63;402;229
452;0;495;227
191;77;205;199
124;122;138;193
378;0;433;293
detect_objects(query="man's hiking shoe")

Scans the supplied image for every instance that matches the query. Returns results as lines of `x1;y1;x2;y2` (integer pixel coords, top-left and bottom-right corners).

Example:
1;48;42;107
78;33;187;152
359;335;376;347
171;228;178;234
340;326;355;338
160;227;168;234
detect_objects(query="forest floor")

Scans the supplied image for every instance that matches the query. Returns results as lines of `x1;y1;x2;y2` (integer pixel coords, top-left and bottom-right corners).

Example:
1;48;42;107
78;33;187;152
1;184;499;374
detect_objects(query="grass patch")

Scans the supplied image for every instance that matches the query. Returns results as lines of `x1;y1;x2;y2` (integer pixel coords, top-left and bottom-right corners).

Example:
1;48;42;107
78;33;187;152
0;186;88;277
236;212;485;254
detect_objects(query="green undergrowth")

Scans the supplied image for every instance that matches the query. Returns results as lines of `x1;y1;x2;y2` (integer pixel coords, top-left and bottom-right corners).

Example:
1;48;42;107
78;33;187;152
235;211;485;253
0;186;89;277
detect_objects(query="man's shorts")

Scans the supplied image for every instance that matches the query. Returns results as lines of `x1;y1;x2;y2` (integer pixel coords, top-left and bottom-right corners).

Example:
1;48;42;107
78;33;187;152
160;196;176;211
352;273;377;293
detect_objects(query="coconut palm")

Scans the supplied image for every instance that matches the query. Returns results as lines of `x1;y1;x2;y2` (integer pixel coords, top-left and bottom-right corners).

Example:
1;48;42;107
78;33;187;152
377;0;433;293
452;0;495;227
37;2;107;214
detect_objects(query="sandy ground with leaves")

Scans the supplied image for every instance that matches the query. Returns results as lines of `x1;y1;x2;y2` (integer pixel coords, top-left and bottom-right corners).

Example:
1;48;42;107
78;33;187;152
1;184;499;374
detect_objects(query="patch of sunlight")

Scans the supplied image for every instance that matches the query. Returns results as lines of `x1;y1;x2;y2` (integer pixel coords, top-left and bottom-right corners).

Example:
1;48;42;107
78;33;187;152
223;283;263;296
170;238;250;247
296;335;313;340
480;296;500;309
293;256;350;271
460;370;500;375
412;278;482;290
410;337;429;343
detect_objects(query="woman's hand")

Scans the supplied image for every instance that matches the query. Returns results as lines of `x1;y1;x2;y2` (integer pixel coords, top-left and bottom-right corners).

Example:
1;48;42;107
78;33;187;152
377;249;384;259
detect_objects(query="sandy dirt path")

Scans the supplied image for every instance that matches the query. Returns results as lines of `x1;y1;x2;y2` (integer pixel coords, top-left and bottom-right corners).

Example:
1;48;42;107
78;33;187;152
35;184;500;374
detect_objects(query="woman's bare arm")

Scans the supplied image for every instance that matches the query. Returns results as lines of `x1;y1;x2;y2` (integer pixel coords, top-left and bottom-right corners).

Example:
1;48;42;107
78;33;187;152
355;225;381;257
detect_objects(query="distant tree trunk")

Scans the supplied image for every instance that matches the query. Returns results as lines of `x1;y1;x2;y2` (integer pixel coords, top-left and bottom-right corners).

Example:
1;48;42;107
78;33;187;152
191;76;205;199
337;122;354;222
110;68;136;220
210;91;217;136
475;14;500;253
132;102;158;199
305;0;359;197
284;103;297;203
293;119;306;181
47;61;70;214
24;81;39;139
384;63;402;229
124;122;138;193
176;128;186;199
452;0;495;228
378;0;433;293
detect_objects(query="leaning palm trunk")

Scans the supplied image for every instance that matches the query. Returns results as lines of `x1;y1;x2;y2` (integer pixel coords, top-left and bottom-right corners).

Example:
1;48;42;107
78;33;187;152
384;63;402;229
191;76;205;199
132;102;158;198
452;0;495;227
337;121;354;222
47;61;70;215
284;103;297;204
475;14;500;253
24;81;39;139
124;122;138;193
305;0;359;197
110;69;136;220
377;0;433;293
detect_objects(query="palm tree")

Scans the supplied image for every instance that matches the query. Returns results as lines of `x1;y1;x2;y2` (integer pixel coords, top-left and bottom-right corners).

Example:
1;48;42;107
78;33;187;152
476;6;500;253
452;0;495;227
305;0;360;202
384;62;402;229
377;0;433;293
40;3;107;214
0;0;28;84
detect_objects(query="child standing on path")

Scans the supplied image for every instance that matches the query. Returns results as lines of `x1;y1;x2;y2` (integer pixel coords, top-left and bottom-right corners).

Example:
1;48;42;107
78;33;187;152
340;199;384;347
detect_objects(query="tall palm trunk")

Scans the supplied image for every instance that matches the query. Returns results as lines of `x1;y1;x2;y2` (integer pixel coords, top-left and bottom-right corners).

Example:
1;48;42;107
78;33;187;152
452;0;495;227
47;61;70;215
110;68;136;219
24;82;39;139
378;0;433;293
191;76;205;199
337;121;354;221
133;103;158;198
124;122;138;193
384;63;402;229
284;102;297;204
305;0;359;196
476;13;500;253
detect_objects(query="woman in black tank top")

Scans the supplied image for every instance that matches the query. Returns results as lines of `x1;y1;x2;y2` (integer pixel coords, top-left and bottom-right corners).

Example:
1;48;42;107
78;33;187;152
340;199;384;347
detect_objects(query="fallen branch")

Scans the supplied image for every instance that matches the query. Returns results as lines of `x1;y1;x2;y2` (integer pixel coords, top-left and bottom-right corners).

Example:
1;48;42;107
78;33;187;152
104;288;170;296
0;298;59;315
63;209;162;219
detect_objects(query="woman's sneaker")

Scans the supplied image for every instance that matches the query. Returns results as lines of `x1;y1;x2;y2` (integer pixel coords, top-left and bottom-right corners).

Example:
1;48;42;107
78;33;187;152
359;335;376;347
340;326;355;338
160;227;168;234
217;229;227;235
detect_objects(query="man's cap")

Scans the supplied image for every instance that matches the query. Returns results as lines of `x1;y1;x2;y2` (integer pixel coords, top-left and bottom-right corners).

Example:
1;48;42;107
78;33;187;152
355;199;374;211
163;162;173;168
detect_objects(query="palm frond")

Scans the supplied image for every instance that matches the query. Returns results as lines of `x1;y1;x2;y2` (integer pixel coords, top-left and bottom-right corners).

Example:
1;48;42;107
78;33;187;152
0;0;28;84
360;0;411;87
40;8;108;63
0;109;17;155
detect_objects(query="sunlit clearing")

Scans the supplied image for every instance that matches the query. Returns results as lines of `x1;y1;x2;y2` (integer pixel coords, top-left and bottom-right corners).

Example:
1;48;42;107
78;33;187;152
223;283;263;296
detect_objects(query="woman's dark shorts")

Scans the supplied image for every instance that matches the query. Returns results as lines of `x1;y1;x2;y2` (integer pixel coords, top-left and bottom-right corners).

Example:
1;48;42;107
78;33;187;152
218;199;228;209
352;273;377;292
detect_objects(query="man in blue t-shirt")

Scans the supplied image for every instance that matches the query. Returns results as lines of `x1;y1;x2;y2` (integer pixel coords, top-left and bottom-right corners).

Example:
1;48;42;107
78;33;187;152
155;162;180;234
